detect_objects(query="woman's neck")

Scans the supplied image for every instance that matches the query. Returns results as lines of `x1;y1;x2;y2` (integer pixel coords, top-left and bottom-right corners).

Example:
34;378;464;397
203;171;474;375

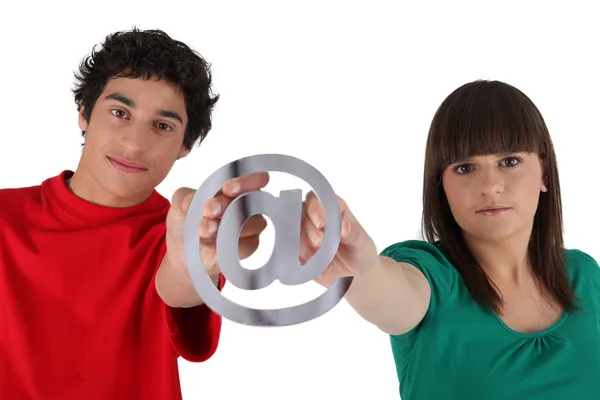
463;229;534;286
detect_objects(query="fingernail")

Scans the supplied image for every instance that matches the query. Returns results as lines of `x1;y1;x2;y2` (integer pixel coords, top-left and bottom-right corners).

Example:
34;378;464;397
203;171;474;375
211;201;221;216
208;220;218;234
313;213;323;229
229;180;240;194
342;220;350;238
309;229;322;246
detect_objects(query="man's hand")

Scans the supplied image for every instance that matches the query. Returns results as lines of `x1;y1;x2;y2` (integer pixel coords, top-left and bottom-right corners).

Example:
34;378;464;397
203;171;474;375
156;172;270;308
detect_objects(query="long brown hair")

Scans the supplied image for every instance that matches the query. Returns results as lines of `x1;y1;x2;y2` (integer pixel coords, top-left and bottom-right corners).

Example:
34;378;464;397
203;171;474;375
421;80;578;314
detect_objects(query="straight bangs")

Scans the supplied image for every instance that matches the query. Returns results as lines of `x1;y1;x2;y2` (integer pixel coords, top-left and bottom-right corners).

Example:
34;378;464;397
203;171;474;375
428;80;547;173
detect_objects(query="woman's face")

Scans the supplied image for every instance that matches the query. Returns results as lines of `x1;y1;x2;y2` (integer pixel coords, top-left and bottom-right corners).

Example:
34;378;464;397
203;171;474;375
442;152;548;243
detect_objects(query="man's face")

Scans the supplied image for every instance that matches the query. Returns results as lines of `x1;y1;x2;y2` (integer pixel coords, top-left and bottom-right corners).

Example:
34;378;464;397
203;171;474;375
78;76;190;204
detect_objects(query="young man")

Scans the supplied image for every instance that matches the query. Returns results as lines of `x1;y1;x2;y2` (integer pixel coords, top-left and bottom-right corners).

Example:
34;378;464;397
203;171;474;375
0;28;268;399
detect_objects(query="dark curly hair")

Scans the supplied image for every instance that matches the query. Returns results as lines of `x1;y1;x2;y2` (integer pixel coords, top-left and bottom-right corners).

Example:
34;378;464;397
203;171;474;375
72;27;219;150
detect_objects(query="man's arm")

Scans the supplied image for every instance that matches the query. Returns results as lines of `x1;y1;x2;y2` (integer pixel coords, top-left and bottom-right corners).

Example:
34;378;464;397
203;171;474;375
155;256;220;308
154;240;226;363
153;175;267;361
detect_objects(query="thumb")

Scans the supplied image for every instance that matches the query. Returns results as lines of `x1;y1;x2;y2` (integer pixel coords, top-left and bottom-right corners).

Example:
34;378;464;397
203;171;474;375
169;187;196;221
339;210;369;249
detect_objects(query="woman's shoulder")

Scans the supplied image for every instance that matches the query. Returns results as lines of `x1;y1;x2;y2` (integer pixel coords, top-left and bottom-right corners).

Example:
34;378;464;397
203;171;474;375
379;239;458;300
564;248;600;278
380;239;459;335
380;239;452;264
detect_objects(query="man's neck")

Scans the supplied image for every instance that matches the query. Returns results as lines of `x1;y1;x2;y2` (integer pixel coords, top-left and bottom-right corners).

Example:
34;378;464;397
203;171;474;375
67;165;150;208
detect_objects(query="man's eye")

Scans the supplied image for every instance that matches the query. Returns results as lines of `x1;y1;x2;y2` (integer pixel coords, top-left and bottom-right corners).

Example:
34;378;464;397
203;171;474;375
111;109;128;119
155;122;173;131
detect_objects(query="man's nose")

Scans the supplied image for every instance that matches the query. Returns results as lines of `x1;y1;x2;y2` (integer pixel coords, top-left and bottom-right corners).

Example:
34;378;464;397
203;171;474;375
118;123;150;153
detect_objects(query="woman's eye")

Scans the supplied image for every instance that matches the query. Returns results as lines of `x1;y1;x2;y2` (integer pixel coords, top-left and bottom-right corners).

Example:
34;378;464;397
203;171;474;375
454;164;472;174
500;157;522;167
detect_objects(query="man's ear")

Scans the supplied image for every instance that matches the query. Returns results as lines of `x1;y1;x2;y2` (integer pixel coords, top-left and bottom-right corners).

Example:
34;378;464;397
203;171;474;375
78;107;88;132
178;146;191;160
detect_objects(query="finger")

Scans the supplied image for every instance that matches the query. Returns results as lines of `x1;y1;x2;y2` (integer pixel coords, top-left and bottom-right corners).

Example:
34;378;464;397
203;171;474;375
302;200;323;248
305;191;351;230
239;215;268;238
298;203;319;263
171;187;197;217
203;174;269;218
200;236;216;248
202;194;230;218
339;209;365;247
298;223;318;264
199;217;219;239
222;172;270;197
340;210;354;241
298;226;313;264
201;213;267;241
304;191;324;228
313;257;347;287
307;191;361;247
200;236;258;261
238;235;260;260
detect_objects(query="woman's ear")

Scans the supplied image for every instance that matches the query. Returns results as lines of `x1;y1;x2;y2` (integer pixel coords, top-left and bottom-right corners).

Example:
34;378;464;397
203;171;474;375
541;175;548;192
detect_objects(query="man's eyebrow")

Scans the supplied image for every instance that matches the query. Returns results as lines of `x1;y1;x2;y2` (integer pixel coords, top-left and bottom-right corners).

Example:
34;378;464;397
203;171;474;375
105;93;183;123
105;93;135;108
156;109;183;124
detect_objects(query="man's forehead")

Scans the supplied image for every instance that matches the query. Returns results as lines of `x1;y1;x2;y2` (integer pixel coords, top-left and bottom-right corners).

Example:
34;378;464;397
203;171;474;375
100;78;187;123
103;76;174;92
102;77;185;105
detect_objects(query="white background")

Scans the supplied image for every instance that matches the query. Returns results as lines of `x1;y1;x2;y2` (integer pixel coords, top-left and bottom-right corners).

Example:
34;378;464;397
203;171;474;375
1;1;599;399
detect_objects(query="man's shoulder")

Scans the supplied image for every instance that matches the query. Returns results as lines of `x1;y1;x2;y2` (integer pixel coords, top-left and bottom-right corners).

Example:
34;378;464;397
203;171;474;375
0;172;63;201
0;184;43;207
0;172;69;223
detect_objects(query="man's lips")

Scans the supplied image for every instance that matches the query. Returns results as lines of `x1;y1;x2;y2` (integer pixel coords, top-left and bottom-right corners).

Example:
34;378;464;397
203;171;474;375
107;156;148;173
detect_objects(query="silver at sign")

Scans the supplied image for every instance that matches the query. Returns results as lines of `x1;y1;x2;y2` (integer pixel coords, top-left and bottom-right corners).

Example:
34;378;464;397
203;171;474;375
183;154;352;327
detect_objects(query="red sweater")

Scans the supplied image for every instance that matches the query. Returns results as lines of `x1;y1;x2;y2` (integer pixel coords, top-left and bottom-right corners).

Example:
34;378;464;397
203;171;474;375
0;170;224;399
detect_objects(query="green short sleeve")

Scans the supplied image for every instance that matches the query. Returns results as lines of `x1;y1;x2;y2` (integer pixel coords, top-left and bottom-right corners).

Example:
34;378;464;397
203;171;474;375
379;239;457;323
382;245;600;399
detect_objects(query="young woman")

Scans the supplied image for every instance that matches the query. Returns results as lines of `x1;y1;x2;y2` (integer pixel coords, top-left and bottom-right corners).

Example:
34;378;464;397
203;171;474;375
300;79;600;399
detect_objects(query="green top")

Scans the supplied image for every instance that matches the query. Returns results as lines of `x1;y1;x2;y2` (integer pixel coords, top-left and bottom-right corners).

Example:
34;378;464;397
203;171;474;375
380;240;600;400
